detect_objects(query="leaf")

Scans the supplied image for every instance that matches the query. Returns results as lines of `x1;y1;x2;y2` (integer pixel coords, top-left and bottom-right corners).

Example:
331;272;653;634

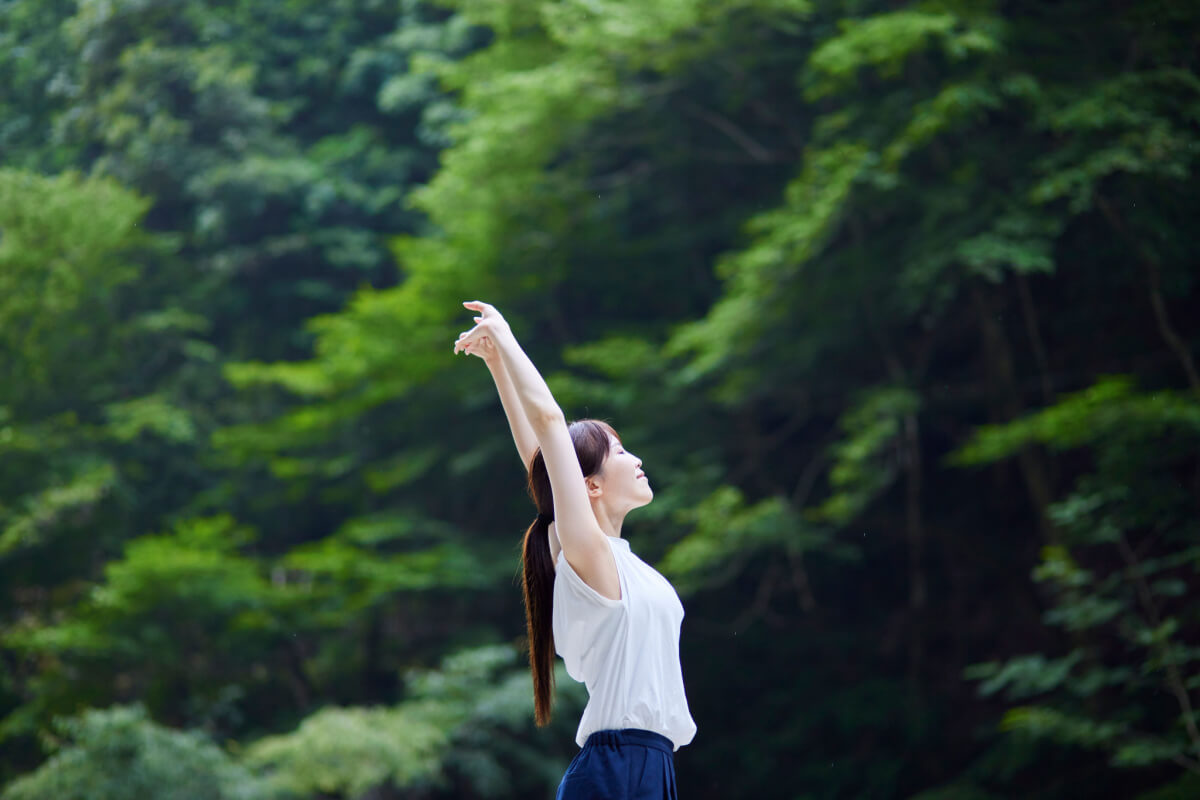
104;394;197;444
659;485;833;593
809;385;920;525
0;460;117;558
1000;706;1127;748
246;705;448;796
806;11;999;100
945;376;1200;467
966;651;1083;700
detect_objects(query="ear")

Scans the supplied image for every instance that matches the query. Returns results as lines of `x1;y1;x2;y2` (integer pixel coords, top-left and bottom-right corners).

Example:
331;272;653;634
585;476;603;498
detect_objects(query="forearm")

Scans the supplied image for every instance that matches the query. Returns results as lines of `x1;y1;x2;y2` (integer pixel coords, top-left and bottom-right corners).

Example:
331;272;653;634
492;328;564;434
485;355;540;468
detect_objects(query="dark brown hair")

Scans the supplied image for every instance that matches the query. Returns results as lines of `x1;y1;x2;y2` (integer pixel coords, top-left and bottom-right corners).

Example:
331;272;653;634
523;418;618;726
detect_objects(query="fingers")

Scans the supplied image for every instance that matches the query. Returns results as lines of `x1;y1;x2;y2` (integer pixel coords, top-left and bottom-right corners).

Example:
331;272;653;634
453;321;487;354
462;300;496;317
452;327;472;354
456;337;491;358
462;334;492;358
455;302;500;357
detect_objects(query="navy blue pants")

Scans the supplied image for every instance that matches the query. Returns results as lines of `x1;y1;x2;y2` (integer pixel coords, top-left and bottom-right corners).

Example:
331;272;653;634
556;729;678;799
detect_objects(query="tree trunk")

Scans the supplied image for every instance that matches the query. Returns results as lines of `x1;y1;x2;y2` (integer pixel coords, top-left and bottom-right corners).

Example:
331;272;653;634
970;282;1057;543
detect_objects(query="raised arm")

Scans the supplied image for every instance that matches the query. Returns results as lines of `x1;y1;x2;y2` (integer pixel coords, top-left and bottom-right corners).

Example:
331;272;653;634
454;301;620;600
459;310;539;469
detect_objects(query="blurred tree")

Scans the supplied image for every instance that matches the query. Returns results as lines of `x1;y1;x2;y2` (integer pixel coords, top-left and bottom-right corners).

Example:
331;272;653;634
2;0;1198;798
0;0;485;780
958;378;1200;793
0;168;211;769
0;706;270;800
48;0;477;360
245;645;585;798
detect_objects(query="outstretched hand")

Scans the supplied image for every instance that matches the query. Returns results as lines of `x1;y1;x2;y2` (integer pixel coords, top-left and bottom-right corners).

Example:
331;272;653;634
453;301;512;361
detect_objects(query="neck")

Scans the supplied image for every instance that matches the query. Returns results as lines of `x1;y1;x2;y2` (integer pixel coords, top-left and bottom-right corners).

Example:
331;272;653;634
591;502;626;539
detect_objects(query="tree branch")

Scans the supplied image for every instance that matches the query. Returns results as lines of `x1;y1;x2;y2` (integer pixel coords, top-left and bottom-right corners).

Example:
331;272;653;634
679;100;777;163
1116;533;1200;760
1096;194;1200;396
1014;271;1055;407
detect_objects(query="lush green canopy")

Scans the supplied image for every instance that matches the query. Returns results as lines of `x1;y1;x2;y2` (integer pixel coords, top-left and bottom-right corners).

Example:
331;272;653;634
1;0;1197;797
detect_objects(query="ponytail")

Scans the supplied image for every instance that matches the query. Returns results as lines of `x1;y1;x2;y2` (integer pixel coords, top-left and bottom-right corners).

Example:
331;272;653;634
522;512;556;726
520;419;619;727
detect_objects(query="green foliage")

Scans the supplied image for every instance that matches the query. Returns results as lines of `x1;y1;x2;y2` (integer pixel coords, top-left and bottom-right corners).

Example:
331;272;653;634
962;378;1200;776
0;0;77;169
668;140;872;392
2;515;278;740
2;0;1199;797
246;644;584;798
0;169;200;576
947;376;1200;466
0;169;148;393
908;787;1001;800
0;461;117;558
661;487;806;592
806;10;998;100
104;395;198;445
211;0;1200;794
2;0;489;774
812;385;921;525
1;706;269;800
1029;70;1200;212
247;705;447;796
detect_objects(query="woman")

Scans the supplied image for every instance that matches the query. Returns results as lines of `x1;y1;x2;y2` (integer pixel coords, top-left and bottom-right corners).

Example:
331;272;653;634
453;300;696;799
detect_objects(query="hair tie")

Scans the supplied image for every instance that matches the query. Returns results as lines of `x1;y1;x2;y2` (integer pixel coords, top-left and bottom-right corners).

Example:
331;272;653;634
537;512;554;525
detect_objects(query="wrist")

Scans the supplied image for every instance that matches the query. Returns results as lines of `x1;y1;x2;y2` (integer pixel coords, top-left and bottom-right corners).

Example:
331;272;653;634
490;323;517;350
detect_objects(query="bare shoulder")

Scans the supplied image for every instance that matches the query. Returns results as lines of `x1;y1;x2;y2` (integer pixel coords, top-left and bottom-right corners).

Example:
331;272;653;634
560;529;621;601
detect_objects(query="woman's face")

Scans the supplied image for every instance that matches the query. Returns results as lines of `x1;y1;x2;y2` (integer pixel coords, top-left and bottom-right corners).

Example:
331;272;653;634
592;434;653;511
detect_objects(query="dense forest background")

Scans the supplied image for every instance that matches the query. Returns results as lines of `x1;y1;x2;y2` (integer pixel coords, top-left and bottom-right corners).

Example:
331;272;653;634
2;0;1198;797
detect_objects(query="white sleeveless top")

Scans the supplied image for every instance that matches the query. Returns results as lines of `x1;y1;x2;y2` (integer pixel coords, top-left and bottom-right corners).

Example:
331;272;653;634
552;535;697;751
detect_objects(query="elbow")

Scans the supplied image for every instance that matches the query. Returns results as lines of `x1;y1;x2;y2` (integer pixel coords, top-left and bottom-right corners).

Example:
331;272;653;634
531;405;565;432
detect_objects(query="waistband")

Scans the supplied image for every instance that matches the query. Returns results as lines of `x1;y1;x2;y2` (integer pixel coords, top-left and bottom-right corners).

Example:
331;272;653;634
582;729;674;754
